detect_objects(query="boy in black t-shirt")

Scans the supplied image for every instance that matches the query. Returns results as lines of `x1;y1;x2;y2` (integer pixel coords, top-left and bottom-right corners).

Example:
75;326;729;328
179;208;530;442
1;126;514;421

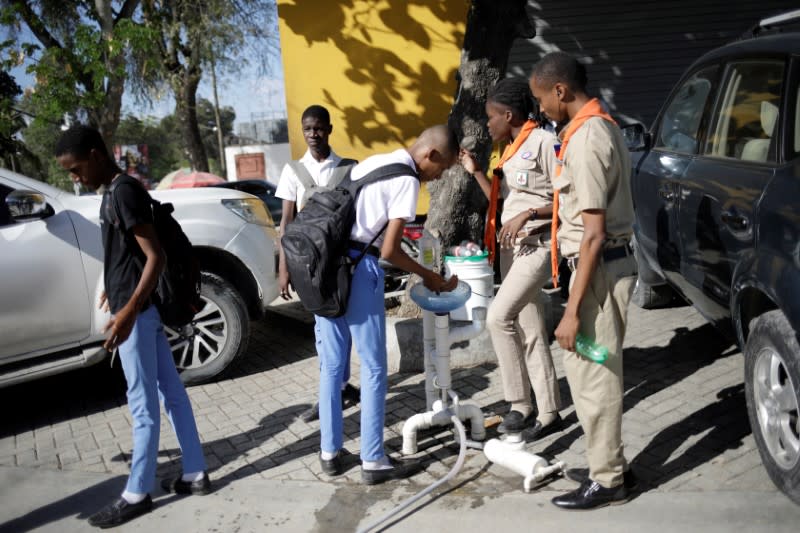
56;126;210;529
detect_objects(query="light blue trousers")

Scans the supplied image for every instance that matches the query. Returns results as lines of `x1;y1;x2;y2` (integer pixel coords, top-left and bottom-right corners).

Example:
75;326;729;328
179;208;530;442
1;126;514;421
118;305;206;494
315;254;387;462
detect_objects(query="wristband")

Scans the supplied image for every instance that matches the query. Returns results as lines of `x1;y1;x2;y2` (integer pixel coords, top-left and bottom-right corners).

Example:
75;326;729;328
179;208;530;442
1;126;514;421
528;208;538;221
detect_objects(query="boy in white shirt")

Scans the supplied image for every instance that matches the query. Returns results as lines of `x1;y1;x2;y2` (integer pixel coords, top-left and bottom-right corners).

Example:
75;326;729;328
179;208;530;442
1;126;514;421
276;105;359;422
315;125;460;485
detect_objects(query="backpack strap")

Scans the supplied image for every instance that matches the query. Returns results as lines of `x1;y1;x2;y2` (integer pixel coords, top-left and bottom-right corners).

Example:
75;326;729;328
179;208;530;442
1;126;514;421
288;161;316;191
346;163;419;196
347;163;419;267
329;158;357;188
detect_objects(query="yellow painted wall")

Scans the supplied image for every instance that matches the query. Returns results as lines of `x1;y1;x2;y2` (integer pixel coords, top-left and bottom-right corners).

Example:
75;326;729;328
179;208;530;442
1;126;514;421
277;1;467;213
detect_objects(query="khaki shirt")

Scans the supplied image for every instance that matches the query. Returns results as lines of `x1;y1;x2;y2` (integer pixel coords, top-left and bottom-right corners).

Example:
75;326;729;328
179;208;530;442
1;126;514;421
500;128;559;239
552;117;634;257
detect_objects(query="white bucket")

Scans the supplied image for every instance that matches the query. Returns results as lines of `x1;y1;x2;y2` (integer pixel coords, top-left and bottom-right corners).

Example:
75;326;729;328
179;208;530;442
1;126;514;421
444;253;494;321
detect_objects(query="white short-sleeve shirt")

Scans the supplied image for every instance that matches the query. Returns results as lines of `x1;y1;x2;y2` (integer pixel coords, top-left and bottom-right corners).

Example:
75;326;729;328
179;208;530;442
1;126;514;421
349;149;419;246
275;149;343;211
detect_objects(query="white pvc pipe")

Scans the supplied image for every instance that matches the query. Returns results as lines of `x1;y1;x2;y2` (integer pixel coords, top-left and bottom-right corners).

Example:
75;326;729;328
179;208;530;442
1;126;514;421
455;402;486;441
401;409;453;455
483;438;566;493
423;311;436;410
447;306;486;344
434;314;451;389
357;414;469;533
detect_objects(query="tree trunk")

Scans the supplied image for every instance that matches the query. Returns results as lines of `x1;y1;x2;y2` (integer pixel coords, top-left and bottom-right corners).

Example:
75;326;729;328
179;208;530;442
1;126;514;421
395;0;534;316
172;67;208;172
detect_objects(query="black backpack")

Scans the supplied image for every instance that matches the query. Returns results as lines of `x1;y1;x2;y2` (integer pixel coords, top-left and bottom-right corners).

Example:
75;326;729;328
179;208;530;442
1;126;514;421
281;163;418;317
109;176;204;328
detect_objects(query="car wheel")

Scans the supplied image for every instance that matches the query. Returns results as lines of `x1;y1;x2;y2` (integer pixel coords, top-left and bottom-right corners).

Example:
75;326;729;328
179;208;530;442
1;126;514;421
744;310;800;504
165;272;250;385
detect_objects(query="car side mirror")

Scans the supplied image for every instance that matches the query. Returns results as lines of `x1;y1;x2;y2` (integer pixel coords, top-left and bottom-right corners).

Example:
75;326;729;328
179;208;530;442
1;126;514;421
621;123;651;152
6;190;53;221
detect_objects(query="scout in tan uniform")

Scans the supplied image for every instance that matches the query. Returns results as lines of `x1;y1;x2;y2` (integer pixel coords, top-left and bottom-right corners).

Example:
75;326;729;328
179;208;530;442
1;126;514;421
529;52;639;510
459;78;562;439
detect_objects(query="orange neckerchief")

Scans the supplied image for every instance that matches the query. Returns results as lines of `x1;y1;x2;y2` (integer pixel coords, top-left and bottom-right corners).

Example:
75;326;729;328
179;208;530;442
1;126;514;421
550;98;616;287
485;119;538;264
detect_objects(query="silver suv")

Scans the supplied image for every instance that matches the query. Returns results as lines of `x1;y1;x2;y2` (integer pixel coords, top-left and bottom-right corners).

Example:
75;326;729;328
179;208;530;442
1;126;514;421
0;168;279;387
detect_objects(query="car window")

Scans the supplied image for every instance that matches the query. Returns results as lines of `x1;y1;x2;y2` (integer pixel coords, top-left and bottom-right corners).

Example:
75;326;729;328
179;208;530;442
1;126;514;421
704;59;785;163
655;66;718;154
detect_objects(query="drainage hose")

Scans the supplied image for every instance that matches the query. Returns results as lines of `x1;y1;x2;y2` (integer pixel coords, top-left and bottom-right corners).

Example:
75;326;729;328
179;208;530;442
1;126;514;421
356;414;468;533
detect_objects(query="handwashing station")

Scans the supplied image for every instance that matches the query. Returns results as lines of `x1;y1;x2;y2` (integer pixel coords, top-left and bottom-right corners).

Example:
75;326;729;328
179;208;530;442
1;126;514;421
357;274;565;533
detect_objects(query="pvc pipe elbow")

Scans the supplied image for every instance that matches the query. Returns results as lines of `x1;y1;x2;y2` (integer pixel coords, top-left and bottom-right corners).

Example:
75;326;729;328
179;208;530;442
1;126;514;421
402;413;430;455
448;307;487;344
456;403;486;441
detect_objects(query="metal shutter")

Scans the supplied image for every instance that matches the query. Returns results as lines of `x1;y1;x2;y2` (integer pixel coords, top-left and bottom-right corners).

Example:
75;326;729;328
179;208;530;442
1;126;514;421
507;0;798;126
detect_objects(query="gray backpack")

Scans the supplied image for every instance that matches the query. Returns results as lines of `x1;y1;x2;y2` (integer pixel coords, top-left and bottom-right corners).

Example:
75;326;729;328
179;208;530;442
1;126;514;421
290;158;357;209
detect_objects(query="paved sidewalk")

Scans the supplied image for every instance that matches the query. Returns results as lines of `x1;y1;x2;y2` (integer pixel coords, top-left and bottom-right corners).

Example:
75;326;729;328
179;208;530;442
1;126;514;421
1;295;798;531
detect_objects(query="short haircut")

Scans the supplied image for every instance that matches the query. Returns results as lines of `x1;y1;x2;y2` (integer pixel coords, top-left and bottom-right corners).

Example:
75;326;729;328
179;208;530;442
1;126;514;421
530;52;588;92
55;125;110;159
301;105;331;124
488;77;538;122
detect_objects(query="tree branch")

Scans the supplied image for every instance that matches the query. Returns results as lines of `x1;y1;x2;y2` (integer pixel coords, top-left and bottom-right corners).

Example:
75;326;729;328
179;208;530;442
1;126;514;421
11;0;62;51
114;0;140;25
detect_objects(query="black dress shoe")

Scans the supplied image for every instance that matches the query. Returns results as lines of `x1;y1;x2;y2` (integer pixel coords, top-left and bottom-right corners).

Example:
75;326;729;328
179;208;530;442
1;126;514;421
565;467;639;491
320;451;344;476
161;471;212;495
342;383;361;406
552;478;631;510
299;402;320;422
88;495;153;528
522;414;563;442
361;457;423;485
497;410;537;433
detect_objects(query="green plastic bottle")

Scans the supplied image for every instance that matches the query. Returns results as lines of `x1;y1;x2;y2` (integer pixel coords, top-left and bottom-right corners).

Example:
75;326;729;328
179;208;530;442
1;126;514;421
575;333;608;364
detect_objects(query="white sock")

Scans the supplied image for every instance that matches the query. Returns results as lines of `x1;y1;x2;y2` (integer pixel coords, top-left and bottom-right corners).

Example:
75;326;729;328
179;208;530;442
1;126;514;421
321;450;339;461
510;402;533;418
537;410;558;426
182;471;205;482
121;490;146;504
362;456;392;471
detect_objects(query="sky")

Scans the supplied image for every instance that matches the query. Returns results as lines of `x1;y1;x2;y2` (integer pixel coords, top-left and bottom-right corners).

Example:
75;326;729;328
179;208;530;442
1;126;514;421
8;9;287;132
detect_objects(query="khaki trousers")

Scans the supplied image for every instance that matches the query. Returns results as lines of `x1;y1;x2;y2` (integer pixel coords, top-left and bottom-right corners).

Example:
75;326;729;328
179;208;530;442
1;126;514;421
563;253;636;488
487;237;561;414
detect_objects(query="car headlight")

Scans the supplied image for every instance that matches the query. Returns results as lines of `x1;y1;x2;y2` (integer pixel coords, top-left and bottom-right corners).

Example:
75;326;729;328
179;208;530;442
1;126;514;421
222;198;274;227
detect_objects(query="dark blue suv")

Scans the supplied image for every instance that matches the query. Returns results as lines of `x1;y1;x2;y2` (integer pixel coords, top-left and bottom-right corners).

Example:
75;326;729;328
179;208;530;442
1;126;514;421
626;12;800;503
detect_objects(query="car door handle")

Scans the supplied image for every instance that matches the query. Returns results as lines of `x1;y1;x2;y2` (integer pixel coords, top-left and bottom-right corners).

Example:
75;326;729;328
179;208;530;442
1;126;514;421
721;210;749;231
657;187;676;201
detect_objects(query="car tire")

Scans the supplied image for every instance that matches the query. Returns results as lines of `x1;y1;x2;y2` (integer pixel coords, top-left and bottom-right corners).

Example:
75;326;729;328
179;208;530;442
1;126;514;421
165;272;250;385
744;310;800;504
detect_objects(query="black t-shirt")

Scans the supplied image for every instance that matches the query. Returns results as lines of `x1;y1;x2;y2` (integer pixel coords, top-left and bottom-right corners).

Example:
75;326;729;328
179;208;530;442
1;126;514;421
100;175;154;313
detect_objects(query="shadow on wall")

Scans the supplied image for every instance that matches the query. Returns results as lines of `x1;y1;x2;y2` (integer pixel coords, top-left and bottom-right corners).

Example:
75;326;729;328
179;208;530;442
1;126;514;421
279;0;463;151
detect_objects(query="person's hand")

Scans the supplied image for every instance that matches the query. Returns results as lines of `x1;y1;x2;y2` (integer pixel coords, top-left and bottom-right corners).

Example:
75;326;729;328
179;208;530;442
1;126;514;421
102;303;137;351
422;271;459;294
555;313;580;352
499;211;529;249
278;270;293;301
440;274;459;292
458;149;479;175
98;291;109;313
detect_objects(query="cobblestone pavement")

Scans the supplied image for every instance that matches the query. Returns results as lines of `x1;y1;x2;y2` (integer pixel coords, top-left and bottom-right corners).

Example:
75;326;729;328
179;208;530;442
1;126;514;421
0;294;779;506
